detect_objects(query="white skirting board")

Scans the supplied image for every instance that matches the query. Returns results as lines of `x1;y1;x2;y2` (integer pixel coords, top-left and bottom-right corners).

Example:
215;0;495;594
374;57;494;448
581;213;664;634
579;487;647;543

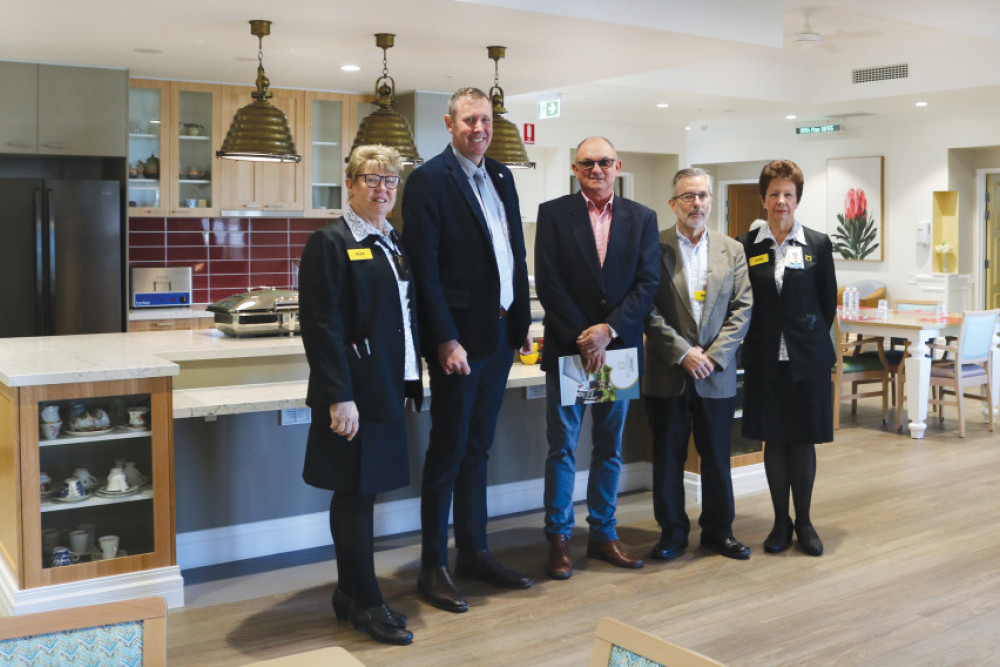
0;558;184;616
176;461;767;572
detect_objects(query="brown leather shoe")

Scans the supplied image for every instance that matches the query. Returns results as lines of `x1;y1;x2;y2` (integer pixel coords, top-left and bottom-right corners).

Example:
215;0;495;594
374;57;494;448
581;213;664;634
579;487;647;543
586;539;644;569
546;534;573;580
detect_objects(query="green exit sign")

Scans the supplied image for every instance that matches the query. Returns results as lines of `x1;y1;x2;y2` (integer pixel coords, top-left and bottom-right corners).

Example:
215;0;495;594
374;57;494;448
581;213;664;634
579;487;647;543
538;99;561;119
796;123;843;135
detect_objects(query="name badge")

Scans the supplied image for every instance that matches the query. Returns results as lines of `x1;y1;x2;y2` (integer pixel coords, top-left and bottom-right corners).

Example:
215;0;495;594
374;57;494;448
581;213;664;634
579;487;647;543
805;254;813;262
749;253;769;266
693;290;706;302
348;248;373;261
786;246;804;269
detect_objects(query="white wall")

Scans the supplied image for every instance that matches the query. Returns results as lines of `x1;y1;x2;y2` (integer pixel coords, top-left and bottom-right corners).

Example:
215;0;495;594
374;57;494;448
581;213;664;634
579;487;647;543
686;110;1000;307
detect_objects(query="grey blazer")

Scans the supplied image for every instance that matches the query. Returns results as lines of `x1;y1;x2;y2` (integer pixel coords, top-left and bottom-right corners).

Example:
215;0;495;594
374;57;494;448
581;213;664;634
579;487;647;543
642;227;752;399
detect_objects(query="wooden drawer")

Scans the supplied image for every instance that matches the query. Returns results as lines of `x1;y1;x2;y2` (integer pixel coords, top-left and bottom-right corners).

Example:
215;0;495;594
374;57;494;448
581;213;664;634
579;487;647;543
128;317;214;332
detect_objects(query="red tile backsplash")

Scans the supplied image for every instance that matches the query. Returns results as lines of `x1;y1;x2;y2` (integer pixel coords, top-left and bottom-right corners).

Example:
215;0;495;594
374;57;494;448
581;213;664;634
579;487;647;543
128;216;324;305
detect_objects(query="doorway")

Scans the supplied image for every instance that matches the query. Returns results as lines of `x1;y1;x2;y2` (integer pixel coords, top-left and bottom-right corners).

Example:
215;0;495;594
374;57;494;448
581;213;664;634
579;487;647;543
725;182;765;238
986;172;1000;309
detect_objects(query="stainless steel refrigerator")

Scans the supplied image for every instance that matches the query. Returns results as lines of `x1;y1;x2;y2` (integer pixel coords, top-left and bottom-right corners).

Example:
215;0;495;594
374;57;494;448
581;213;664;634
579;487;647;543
0;179;123;337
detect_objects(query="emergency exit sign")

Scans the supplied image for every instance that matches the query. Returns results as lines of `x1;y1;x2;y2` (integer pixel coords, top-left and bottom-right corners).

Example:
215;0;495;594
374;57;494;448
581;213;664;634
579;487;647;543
538;99;561;119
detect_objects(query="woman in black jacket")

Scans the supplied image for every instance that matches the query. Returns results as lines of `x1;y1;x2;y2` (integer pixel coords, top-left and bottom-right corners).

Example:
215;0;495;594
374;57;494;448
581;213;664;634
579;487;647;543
738;159;837;557
299;145;421;645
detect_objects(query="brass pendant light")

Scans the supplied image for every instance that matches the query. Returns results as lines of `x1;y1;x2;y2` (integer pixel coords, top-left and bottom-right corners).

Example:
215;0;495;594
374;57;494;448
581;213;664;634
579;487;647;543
349;33;422;166
217;20;301;163
484;46;535;169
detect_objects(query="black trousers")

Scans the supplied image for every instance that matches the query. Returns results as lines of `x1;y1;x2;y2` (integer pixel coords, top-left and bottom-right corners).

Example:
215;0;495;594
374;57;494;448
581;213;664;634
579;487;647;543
330;492;381;609
645;382;737;545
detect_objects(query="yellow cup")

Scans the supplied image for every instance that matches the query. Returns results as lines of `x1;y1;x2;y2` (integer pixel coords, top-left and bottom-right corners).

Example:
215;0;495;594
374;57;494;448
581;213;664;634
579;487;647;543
519;342;540;365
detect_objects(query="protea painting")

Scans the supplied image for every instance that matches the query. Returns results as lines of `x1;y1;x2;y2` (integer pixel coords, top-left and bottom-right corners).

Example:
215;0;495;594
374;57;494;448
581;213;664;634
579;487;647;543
831;188;880;260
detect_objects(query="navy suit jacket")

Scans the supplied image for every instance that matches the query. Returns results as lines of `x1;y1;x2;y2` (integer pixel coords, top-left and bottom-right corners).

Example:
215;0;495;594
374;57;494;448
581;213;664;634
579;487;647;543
402;145;530;360
534;193;660;374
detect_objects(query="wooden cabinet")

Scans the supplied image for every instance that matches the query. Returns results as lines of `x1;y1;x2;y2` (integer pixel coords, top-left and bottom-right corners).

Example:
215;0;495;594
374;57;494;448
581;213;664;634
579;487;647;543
216;86;305;213
0;377;174;592
166;82;221;217
128;317;215;332
1;63;127;157
127;80;170;216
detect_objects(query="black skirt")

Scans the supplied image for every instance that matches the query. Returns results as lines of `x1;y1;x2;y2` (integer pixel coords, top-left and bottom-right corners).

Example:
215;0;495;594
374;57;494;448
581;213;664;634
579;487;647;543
742;361;833;444
303;409;410;495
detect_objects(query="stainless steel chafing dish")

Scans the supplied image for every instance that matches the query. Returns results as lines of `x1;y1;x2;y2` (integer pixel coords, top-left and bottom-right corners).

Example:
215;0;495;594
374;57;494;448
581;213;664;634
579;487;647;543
207;287;300;337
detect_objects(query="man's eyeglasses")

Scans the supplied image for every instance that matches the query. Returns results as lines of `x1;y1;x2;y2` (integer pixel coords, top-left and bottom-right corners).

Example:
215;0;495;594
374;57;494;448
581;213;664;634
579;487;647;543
672;192;712;204
575;158;617;171
357;173;401;189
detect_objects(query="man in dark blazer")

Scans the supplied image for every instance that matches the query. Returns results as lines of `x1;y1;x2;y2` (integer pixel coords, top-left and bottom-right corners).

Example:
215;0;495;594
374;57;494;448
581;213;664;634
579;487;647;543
402;87;533;613
534;136;659;580
642;168;753;563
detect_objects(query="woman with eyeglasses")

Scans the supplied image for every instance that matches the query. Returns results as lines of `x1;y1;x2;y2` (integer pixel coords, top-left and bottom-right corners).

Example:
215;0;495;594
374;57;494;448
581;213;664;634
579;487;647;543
298;145;421;645
737;159;837;557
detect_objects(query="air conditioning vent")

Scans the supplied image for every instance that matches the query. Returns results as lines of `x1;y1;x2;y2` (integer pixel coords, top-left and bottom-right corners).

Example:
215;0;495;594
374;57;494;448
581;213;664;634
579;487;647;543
852;64;908;84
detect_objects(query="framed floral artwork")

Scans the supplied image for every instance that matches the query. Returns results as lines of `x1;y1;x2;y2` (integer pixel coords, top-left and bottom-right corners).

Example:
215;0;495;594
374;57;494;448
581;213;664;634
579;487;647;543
827;156;884;261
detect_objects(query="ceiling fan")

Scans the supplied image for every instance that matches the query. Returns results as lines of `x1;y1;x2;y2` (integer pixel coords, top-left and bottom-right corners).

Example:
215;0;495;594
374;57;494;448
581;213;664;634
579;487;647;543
790;7;881;53
793;9;824;47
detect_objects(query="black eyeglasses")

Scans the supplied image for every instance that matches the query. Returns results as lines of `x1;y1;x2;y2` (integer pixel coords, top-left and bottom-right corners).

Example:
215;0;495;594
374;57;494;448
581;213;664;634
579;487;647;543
672;192;712;204
575;158;617;171
356;173;401;189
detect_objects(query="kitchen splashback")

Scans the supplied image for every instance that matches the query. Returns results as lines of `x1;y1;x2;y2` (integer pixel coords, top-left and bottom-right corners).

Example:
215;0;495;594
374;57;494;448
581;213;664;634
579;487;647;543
128;217;325;305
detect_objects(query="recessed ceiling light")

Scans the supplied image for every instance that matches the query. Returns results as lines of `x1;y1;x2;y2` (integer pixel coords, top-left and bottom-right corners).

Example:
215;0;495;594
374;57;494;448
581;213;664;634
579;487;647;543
914;101;928;107
684;126;691;131
340;64;361;72
134;48;163;55
785;114;797;120
656;103;670;109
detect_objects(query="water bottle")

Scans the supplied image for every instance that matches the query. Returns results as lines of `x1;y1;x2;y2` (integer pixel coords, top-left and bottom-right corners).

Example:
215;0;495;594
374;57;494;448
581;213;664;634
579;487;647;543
850;287;861;320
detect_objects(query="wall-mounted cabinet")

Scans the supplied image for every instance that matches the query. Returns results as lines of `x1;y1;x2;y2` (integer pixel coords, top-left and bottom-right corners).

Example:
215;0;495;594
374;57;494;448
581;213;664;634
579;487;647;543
1;62;127;157
169;83;220;217
128;80;170;216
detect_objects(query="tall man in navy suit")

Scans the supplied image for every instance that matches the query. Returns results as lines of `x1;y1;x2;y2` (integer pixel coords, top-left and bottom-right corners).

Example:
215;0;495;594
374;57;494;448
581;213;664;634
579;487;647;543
534;136;659;580
402;87;534;613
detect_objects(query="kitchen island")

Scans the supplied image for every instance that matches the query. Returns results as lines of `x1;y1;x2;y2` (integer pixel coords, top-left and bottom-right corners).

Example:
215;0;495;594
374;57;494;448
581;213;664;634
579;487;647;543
2;329;617;616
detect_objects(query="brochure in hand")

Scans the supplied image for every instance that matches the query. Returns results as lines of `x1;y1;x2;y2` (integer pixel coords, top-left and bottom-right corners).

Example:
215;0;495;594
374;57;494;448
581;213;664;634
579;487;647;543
558;347;639;406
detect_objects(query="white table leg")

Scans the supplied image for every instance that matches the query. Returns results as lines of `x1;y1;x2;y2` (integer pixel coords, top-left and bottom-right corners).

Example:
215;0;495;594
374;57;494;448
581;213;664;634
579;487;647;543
989;342;1000;426
905;338;932;439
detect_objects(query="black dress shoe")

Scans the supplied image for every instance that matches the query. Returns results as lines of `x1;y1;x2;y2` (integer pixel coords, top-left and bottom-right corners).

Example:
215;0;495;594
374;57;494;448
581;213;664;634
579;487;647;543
700;536;751;560
795;522;824;556
417;564;468;613
763;517;794;554
350;602;413;646
332;588;406;627
455;550;532;589
649;538;687;561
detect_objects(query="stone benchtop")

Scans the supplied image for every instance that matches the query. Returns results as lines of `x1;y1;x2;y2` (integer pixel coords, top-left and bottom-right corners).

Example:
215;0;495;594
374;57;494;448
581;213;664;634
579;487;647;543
0;329;546;418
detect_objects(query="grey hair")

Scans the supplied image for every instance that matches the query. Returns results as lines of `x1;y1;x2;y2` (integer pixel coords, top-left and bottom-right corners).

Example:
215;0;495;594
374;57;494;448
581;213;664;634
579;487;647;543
575;136;617;155
672;168;713;196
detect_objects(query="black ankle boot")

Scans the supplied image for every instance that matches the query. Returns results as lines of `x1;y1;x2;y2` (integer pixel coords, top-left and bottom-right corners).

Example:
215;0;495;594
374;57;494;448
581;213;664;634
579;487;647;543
350;602;413;646
332;588;406;626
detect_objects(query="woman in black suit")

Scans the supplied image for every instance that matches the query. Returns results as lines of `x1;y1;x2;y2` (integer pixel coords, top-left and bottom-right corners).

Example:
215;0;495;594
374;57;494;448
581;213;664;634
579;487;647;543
298;145;422;645
738;160;837;557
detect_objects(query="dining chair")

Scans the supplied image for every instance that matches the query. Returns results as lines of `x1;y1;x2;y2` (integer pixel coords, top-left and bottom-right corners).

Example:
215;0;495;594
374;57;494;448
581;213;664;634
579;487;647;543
926;309;999;437
589;617;724;667
832;316;889;429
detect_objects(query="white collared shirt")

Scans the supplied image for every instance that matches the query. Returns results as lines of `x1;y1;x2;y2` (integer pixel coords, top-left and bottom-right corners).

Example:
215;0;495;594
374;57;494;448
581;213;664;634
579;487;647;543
752;219;807;362
676;227;709;327
343;207;418;381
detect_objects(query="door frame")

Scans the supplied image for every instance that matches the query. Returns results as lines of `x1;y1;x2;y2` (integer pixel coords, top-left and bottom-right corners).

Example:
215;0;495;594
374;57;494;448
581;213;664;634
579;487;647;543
975;168;1000;309
718;178;759;237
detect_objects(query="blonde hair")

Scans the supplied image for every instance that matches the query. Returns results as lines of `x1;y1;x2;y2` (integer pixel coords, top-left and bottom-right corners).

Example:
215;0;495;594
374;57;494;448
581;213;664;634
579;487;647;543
345;145;403;181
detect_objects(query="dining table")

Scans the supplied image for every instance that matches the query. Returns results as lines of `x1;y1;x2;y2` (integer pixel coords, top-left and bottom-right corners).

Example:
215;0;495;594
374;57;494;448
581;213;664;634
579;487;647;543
837;308;1000;438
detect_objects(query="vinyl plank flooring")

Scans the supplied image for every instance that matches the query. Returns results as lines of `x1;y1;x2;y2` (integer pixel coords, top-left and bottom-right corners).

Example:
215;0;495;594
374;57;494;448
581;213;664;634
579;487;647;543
166;402;1000;666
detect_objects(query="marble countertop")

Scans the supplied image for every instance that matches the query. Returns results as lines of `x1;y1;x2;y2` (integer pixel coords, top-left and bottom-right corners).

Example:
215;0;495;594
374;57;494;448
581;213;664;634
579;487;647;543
0;329;304;387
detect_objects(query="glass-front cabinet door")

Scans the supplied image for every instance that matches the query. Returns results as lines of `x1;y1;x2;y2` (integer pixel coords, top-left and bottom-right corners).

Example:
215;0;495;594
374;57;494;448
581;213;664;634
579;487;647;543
170;83;218;216
15;377;174;589
128;80;169;216
306;93;344;215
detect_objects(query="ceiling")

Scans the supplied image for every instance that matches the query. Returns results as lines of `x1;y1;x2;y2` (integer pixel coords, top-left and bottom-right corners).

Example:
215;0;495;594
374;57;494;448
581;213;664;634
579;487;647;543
4;0;1000;135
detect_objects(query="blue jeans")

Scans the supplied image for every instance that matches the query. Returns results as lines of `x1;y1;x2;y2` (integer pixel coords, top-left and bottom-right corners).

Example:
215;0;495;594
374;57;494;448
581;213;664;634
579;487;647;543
543;371;629;543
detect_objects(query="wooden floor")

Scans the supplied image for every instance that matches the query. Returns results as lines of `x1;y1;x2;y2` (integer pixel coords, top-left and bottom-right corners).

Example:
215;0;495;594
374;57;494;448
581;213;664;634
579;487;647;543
166;402;1000;666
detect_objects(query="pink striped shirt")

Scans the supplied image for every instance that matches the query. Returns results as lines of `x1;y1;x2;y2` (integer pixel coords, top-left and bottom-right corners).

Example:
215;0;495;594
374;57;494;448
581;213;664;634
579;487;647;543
582;192;614;266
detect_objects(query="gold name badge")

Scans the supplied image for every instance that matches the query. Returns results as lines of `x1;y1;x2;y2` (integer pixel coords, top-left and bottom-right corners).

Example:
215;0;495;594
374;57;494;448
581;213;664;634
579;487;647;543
348;248;373;261
749;253;769;266
805;254;813;262
694;290;707;302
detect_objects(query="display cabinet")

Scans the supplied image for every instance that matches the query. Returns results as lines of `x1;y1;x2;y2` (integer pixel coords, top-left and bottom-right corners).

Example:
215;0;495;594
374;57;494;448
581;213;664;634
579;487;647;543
128;80;170;216
0;377;174;592
168;82;220;217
